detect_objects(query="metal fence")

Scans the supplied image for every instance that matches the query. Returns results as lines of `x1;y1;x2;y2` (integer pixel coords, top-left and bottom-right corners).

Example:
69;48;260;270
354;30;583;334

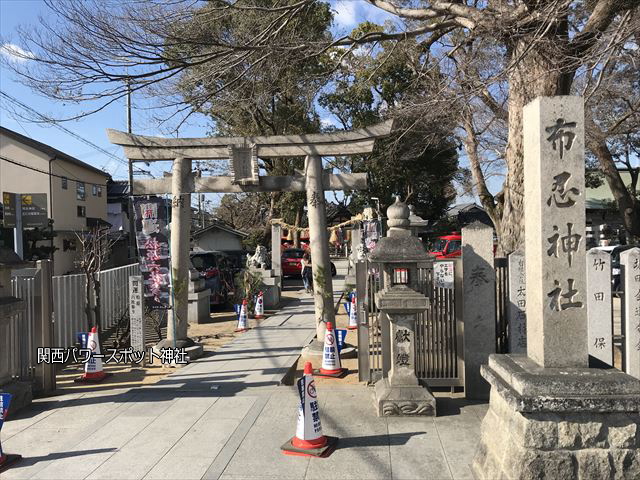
52;263;139;349
10;269;39;381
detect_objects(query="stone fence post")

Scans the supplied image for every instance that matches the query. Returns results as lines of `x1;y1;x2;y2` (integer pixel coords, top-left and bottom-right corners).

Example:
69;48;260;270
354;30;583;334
462;221;496;400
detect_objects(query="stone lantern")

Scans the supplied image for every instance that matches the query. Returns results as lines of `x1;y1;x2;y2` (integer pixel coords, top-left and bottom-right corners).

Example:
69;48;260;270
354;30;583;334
369;197;436;416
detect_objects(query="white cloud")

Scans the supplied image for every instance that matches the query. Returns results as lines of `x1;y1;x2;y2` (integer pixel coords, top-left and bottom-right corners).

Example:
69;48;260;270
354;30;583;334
0;43;34;62
320;117;337;128
333;1;358;28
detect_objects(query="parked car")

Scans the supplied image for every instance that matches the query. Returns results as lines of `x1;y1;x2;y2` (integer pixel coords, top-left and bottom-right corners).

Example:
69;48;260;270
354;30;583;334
190;250;235;305
281;248;337;277
429;234;462;259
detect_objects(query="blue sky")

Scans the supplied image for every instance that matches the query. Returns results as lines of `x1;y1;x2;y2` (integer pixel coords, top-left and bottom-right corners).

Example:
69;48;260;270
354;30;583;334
1;0;474;206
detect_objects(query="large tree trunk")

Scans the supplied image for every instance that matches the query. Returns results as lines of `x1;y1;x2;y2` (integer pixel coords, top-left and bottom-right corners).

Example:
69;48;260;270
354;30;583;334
498;37;567;255
292;206;302;248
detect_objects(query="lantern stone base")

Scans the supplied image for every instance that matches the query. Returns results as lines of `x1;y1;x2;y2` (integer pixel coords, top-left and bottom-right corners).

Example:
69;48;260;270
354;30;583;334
373;377;436;416
473;354;640;480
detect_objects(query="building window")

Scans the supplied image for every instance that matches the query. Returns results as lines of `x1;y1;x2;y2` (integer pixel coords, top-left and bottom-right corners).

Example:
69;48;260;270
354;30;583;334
97;186;102;197
62;176;68;189
76;182;85;201
92;184;98;196
77;205;86;217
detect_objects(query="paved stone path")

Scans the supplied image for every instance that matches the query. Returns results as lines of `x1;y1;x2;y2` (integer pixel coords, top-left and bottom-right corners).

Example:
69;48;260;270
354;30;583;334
3;268;487;480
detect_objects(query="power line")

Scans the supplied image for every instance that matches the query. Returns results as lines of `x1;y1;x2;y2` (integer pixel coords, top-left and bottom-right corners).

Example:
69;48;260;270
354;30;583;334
0;154;108;187
0;89;149;175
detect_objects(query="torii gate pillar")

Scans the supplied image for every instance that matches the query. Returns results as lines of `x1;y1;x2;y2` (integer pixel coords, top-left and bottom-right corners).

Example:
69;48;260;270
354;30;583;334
167;157;191;345
305;155;334;342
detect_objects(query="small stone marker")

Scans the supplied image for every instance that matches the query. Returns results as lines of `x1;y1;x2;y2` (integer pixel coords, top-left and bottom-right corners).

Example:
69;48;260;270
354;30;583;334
586;248;613;366
129;275;146;364
461;221;495;399
434;261;454;290
621;247;640;379
523;96;587;368
507;250;527;354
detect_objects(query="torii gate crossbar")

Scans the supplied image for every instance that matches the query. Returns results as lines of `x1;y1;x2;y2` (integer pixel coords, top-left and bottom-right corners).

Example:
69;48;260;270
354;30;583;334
107;120;394;348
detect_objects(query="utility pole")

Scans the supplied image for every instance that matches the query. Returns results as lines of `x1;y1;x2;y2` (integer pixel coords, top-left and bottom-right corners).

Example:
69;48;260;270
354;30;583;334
126;78;137;260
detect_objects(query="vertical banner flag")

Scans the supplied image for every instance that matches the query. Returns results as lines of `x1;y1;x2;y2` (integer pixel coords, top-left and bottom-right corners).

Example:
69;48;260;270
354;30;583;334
133;198;171;309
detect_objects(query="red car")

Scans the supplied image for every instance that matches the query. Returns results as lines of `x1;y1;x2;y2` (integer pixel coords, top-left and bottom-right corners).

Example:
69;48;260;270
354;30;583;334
281;248;305;276
281;248;337;277
429;234;462;259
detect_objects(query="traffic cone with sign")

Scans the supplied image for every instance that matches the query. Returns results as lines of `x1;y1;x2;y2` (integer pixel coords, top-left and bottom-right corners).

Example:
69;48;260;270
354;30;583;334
0;393;22;473
75;326;110;383
316;322;347;378
347;292;358;330
254;291;265;319
235;299;250;332
281;362;338;457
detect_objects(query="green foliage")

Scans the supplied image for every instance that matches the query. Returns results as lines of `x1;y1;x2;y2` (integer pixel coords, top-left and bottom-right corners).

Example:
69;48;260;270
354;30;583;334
319;28;462;220
233;269;264;311
23;224;58;261
167;0;332;138
171;1;333;239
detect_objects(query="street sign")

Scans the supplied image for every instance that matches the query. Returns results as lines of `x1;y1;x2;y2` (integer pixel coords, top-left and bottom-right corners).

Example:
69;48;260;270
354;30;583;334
20;194;48;228
2;192;16;228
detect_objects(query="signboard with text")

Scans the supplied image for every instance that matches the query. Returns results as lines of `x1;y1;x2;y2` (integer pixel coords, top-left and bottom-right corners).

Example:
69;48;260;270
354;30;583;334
20;193;48;228
434;261;454;289
2;192;16;227
1;192;48;228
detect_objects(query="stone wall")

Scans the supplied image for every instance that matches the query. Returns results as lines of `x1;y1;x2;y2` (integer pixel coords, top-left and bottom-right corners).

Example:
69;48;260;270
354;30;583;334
474;388;640;479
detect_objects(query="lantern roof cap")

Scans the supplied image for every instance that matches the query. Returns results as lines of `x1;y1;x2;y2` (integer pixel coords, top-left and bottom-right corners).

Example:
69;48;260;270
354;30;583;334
370;197;431;264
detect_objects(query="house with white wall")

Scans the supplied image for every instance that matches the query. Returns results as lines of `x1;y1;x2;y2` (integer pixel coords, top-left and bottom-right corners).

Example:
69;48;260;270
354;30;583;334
1;127;110;275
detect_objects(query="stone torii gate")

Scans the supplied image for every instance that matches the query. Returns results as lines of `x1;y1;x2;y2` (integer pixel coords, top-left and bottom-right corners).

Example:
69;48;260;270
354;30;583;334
107;121;393;349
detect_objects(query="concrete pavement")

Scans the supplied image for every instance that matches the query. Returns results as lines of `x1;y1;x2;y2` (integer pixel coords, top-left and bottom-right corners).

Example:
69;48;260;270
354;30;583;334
2;267;487;480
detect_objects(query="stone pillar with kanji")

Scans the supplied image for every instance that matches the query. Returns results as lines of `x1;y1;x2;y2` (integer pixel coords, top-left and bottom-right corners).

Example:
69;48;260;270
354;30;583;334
369;197;436;416
473;96;640;480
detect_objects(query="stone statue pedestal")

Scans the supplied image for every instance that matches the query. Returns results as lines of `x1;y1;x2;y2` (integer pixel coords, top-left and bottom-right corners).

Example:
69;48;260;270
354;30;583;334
187;269;211;325
373;285;436;417
249;267;281;309
473;355;640;479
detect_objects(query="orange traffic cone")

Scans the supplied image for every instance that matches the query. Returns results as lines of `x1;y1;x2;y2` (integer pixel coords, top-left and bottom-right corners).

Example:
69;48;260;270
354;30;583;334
254;291;265;319
75;327;111;383
347;293;358;330
281;362;338;457
0;393;22;473
235;299;250;332
316;322;347;378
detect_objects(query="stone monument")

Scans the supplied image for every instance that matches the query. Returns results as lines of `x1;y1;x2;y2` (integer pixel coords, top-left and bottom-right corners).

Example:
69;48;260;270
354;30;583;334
473;96;640;479
369;197;436;416
621;248;640;379
508;250;527;354
462;221;496;399
187;269;211;325
586;248;613;367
